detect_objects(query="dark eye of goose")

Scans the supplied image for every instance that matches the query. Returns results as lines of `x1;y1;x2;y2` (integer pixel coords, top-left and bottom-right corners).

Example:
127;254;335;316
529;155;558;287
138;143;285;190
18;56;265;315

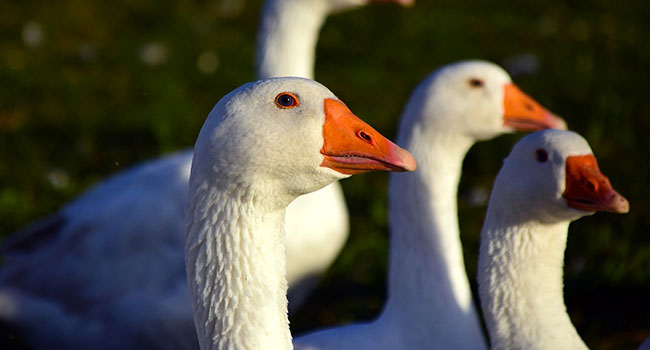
535;148;548;163
469;78;484;88
275;93;300;109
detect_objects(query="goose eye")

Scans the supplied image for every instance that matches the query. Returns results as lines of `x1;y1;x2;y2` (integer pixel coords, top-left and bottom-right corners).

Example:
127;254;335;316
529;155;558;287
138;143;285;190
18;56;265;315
275;93;300;109
469;78;484;88
535;149;548;163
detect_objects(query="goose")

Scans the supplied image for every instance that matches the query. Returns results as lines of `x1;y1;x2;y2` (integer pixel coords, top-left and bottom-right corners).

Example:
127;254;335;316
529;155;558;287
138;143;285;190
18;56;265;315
184;77;416;350
0;0;411;348
258;0;413;312
294;60;567;349
477;129;629;349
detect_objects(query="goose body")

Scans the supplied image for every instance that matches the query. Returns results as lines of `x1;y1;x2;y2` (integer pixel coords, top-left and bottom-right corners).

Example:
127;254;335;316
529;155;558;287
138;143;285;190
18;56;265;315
184;77;415;350
478;129;628;349
295;60;566;349
0;0;412;347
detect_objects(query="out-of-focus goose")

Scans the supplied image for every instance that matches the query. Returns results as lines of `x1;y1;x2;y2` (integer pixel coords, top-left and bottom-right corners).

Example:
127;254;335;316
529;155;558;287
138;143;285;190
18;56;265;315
294;60;566;349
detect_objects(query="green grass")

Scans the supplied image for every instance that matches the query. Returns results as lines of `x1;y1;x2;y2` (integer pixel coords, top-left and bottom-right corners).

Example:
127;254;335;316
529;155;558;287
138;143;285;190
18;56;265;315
1;0;649;348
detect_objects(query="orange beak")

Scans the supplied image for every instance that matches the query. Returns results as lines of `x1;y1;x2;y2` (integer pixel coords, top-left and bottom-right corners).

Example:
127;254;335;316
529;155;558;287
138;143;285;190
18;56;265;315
320;98;417;175
503;83;567;131
562;154;629;213
369;0;414;6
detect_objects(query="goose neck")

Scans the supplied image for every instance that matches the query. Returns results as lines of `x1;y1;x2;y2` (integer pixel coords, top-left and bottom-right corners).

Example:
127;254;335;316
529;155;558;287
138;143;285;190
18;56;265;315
386;129;473;304
383;129;485;345
185;181;292;350
255;0;327;79
478;216;587;349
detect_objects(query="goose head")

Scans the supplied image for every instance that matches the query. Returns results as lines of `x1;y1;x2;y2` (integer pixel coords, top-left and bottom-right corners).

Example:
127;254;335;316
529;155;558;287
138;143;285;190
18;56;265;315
401;60;566;142
490;129;629;224
192;77;416;207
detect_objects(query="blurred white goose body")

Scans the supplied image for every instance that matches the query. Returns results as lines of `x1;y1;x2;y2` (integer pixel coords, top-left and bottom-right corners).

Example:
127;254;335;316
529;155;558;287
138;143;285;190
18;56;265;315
184;77;415;350
0;0;414;348
478;130;629;350
295;61;566;349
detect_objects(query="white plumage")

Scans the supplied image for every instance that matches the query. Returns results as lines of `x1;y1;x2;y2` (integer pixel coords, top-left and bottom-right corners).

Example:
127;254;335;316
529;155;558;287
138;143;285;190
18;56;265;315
0;0;414;347
478;129;628;350
184;77;415;350
294;60;566;349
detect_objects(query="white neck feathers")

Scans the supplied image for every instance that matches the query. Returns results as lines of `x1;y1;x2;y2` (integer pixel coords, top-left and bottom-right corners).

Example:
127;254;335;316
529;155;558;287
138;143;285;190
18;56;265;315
478;212;588;350
255;0;327;79
185;180;292;350
383;119;486;346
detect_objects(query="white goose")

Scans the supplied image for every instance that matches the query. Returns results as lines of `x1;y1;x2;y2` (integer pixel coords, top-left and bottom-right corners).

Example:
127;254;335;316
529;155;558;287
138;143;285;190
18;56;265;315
294;60;566;349
258;0;413;311
478;129;629;349
0;0;410;348
185;77;416;350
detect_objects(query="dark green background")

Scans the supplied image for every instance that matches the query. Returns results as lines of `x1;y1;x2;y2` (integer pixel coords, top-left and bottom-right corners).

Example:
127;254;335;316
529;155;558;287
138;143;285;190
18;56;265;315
1;0;649;348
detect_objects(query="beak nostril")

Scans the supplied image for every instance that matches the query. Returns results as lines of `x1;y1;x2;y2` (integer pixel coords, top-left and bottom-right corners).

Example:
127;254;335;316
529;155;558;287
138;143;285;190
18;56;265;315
358;131;373;143
585;179;598;192
524;103;534;111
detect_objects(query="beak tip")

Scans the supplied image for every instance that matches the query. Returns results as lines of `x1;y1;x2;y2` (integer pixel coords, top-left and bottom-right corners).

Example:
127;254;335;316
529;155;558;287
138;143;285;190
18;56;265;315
612;196;630;214
545;111;568;130
553;115;568;130
395;147;417;172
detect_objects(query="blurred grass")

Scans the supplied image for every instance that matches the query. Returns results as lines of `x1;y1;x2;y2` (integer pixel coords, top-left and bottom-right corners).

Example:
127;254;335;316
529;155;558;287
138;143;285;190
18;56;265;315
1;0;649;348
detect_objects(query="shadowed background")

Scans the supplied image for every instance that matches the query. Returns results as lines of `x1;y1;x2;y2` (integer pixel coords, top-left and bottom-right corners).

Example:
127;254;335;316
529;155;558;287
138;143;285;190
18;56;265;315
1;0;649;348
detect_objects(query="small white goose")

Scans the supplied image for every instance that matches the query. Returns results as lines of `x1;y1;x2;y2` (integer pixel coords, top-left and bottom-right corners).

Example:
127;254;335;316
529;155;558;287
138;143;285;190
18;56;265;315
478;129;629;350
0;0;410;348
295;60;567;349
185;77;415;350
